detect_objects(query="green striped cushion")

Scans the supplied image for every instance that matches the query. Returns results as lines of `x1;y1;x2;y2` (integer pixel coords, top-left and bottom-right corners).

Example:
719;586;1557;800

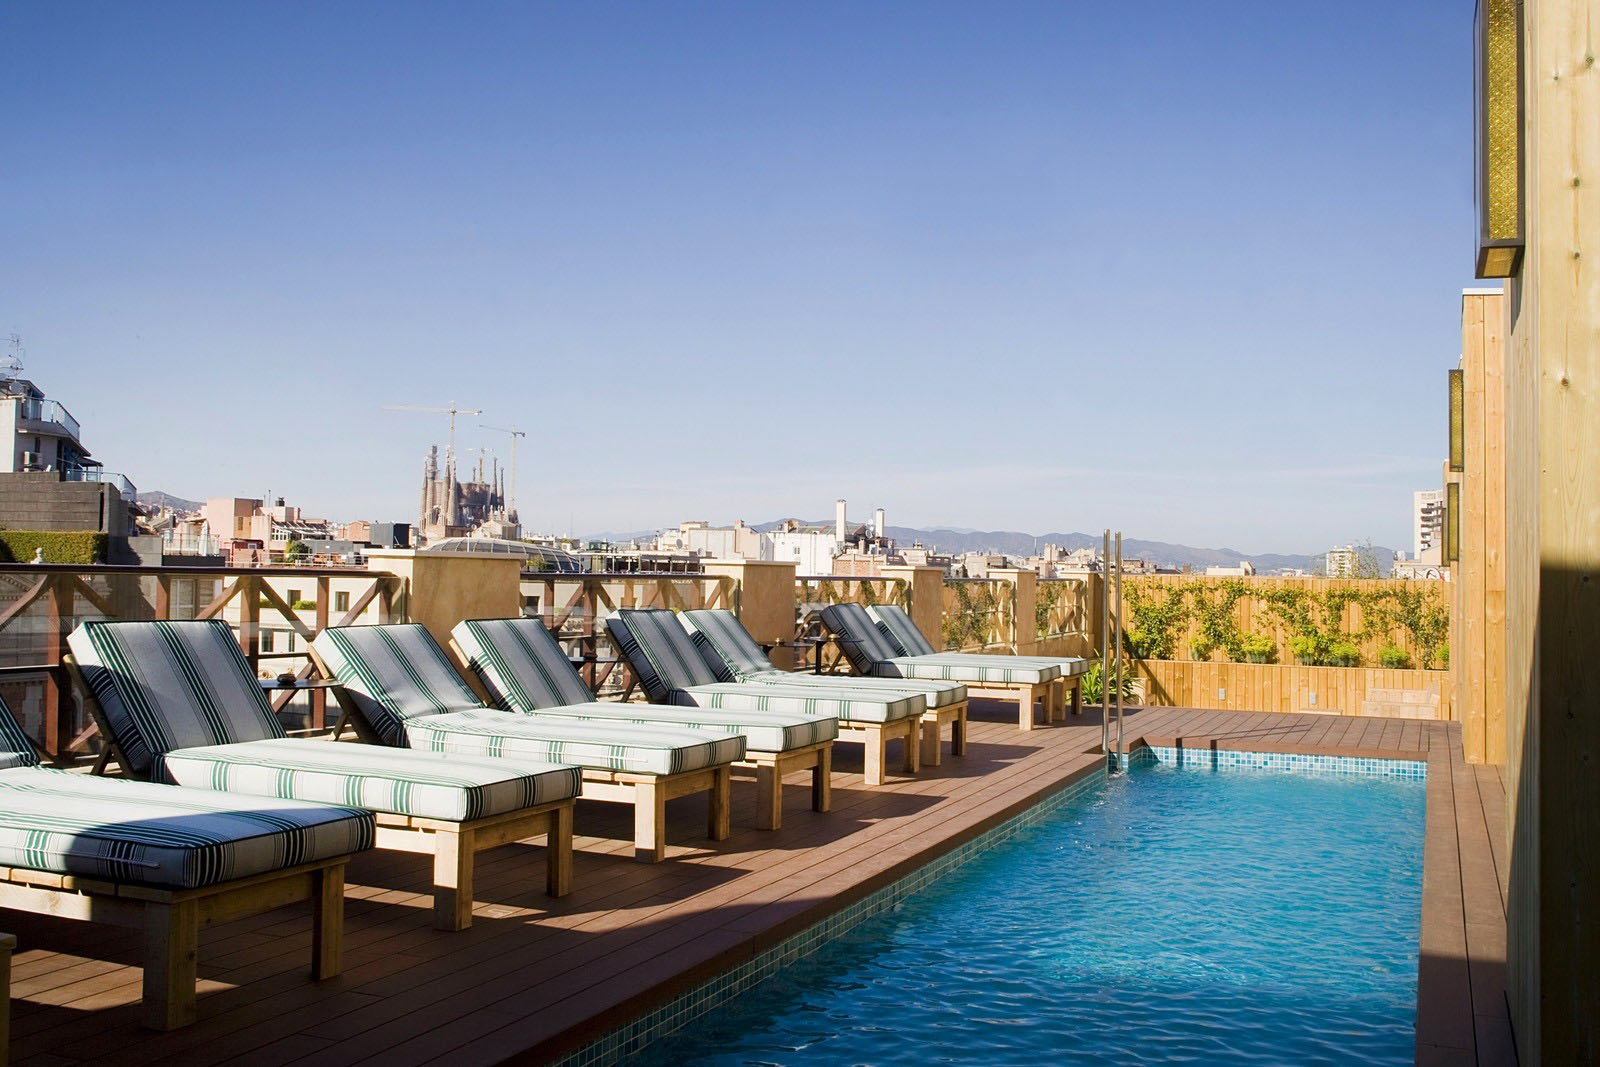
452;618;596;711
677;609;774;681
818;604;903;670
679;682;924;725
158;737;581;821
0;696;40;768
312;624;485;746
876;657;1059;685
605;609;720;702
404;709;746;774
1054;657;1093;677
741;670;969;708
679;609;967;707
510;701;835;753
68;620;285;775
867;605;940;656
0;767;374;890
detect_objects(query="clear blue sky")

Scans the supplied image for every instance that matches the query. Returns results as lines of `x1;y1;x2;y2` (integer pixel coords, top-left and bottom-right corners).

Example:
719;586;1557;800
3;2;1478;552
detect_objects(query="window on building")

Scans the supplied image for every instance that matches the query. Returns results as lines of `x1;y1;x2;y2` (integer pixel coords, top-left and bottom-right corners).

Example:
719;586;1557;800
286;589;302;607
522;594;540;618
260;631;274;653
286;632;297;652
334;590;351;613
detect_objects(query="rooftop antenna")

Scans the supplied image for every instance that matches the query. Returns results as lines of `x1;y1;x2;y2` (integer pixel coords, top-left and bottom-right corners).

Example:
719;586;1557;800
384;401;483;474
1;334;23;381
481;424;526;518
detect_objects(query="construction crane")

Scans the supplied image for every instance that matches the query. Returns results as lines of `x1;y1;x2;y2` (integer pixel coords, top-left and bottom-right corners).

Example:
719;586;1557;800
384;402;482;470
481;424;526;518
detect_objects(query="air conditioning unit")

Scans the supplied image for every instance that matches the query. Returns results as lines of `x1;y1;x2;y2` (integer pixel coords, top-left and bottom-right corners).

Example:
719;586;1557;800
19;451;41;471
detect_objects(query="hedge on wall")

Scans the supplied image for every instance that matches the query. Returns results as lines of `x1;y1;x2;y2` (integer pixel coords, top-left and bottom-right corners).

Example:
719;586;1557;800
0;530;108;565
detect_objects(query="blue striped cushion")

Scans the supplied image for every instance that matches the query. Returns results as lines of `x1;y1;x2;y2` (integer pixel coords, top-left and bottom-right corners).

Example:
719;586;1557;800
68;620;285;775
867;605;941;656
508;701;835;753
159;737;581;821
680;610;967;707
452;618;596;711
0;767;374;890
818;604;903;671
679;682;924;725
0;696;39;768
406;709;749;773
606;609;721;700
678;609;774;682
312;624;485;746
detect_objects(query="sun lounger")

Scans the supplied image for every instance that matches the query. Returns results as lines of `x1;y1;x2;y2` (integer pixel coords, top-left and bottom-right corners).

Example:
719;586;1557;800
0;693;373;1028
312;623;748;860
820;603;1065;730
65;619;578;931
868;604;1090;721
606;608;925;785
678;608;970;767
450;617;835;830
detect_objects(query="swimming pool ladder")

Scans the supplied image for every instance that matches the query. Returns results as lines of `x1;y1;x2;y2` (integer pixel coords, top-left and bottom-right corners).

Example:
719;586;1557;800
1100;529;1126;772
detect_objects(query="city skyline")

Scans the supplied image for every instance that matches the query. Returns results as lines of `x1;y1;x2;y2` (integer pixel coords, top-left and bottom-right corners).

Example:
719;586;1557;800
4;2;1473;551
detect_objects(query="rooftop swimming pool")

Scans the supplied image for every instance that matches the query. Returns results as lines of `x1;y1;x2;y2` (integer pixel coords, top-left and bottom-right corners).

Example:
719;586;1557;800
632;749;1426;1066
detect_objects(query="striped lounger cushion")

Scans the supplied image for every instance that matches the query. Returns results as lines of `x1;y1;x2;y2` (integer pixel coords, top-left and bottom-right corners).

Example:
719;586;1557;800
69;620;581;822
403;708;747;774
609;609;924;723
821;604;1061;685
677;683;924;725
0;766;374;890
507;702;835;753
161;736;582;821
868;606;1069;676
452;618;833;752
679;609;969;708
314;624;747;773
0;697;40;770
452;617;597;711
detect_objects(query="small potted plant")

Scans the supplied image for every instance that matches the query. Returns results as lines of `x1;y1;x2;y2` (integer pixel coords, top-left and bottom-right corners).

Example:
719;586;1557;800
1240;633;1274;664
1329;640;1361;667
1377;644;1411;669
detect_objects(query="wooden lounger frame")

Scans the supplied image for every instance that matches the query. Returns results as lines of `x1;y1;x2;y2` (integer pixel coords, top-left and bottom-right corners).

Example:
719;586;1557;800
961;672;1083;730
833;716;919;787
0;857;347;1030
916;698;970;766
66;654;575;933
2;929;14;1058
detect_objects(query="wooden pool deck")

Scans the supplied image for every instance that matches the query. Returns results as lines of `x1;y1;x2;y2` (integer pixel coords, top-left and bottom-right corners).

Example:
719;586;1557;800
4;704;1512;1066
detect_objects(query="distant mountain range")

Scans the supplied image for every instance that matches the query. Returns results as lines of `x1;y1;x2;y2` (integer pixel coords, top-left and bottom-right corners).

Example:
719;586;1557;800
749;519;1394;574
137;490;203;513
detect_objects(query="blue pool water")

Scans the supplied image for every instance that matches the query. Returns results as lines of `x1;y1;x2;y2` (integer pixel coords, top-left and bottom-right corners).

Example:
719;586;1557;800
636;758;1426;1066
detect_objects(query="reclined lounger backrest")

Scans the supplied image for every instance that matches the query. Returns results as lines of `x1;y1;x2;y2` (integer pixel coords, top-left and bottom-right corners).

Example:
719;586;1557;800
312;623;487;745
867;605;940;657
678;609;777;682
605;609;721;703
817;603;902;672
452;617;597;712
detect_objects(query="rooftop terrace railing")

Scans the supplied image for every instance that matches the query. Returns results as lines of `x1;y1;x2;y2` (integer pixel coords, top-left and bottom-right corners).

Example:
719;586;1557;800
528;571;738;694
62;467;137;498
16;397;80;440
0;562;405;761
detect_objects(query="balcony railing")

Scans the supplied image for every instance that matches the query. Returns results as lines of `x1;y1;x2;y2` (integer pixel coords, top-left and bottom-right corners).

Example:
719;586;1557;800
62;467;137;498
17;397;81;440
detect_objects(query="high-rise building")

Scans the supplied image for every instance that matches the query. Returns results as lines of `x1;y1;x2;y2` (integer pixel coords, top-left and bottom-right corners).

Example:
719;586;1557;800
1414;489;1446;565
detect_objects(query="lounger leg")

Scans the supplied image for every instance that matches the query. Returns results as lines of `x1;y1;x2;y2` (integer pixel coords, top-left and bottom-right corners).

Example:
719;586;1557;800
0;932;12;1058
902;720;920;775
1049;680;1065;722
812;745;832;812
709;765;732;841
547;803;574;896
311;861;345;980
142;899;198;1030
432;827;475;932
755;763;782;831
951;705;968;756
920;718;941;767
1018;685;1038;731
635;779;667;863
863;726;886;786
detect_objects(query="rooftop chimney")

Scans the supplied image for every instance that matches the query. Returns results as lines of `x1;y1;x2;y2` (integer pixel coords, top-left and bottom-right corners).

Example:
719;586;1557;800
873;507;886;539
835;499;847;541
